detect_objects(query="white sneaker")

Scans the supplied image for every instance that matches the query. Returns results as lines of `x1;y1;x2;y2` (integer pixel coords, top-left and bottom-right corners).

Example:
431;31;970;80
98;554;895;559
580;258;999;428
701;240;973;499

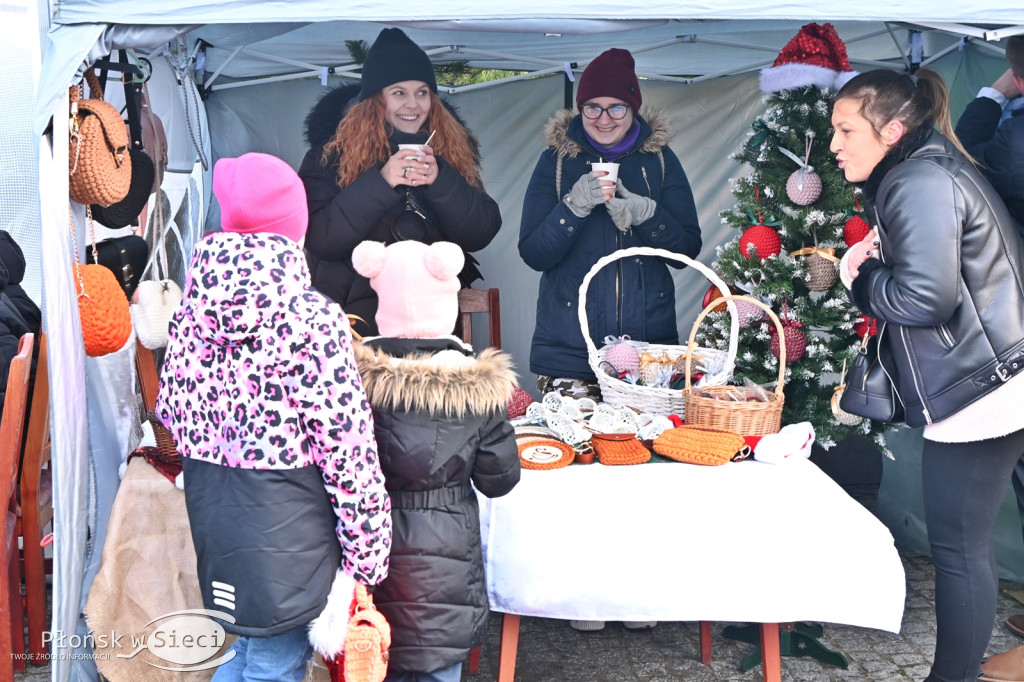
569;620;606;631
623;621;658;630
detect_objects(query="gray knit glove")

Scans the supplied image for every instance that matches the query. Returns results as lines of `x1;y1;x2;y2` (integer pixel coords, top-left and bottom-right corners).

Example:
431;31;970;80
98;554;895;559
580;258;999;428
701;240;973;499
563;172;606;218
607;183;656;231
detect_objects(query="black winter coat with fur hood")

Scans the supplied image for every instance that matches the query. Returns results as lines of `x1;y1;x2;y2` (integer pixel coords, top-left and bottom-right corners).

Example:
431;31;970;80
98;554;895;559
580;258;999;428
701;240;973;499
300;85;501;337
355;336;519;674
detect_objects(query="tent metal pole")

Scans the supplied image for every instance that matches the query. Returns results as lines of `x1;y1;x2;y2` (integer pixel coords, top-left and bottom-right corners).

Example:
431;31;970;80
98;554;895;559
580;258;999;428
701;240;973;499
687;60;775;84
912;22;1024;41
673;36;780;55
208;70;360;91
849;56;919;69
202;45;243;90
440;45;567;68
842;28;891;43
437;65;567;94
919;40;968;67
218;45;328;72
970;39;1012;56
882;23;913;70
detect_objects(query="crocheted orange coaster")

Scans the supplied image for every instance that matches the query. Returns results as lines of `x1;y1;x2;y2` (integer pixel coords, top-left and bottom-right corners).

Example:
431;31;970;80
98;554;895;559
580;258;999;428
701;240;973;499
591;433;651;466
518;439;576;470
652;425;746;466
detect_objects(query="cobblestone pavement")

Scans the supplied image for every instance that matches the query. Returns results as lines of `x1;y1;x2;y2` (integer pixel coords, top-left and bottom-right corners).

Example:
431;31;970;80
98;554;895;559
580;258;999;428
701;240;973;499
15;486;1024;682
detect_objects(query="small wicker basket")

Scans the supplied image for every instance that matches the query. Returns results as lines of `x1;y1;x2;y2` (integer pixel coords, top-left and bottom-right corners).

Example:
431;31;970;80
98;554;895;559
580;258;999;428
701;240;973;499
578;247;741;417
682;295;785;436
147;410;182;463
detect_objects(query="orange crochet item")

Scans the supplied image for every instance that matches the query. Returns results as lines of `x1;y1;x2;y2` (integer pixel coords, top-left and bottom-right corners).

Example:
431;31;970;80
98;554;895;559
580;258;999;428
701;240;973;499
652;425;746;466
591;434;651;466
75;263;132;357
325;583;391;682
518;439;575;470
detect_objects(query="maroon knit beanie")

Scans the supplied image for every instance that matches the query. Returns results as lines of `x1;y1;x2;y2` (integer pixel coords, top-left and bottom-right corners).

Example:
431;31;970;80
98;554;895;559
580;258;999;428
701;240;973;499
575;48;642;114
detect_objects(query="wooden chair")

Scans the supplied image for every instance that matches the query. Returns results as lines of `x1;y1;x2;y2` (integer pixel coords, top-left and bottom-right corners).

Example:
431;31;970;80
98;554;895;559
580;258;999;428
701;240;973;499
457;289;499;676
16;332;52;663
0;333;33;677
458;288;501;350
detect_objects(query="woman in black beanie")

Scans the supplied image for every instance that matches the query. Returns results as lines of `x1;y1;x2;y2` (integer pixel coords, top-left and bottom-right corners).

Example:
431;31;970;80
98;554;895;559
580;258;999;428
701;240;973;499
299;28;501;337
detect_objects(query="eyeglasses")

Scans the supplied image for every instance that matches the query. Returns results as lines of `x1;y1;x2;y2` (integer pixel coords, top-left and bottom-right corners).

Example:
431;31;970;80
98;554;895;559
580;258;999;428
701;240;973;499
581;104;629;120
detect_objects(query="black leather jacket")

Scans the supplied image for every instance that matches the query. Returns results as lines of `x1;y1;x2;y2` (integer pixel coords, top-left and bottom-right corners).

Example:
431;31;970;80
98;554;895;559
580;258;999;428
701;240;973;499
850;126;1024;427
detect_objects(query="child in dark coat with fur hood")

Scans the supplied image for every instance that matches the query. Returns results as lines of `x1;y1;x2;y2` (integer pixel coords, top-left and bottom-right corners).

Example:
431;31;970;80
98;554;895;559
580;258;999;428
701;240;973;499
351;239;520;682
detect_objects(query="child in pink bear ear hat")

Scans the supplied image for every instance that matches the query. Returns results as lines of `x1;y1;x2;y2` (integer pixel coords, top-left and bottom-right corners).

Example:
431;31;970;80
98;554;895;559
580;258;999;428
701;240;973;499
351;239;521;680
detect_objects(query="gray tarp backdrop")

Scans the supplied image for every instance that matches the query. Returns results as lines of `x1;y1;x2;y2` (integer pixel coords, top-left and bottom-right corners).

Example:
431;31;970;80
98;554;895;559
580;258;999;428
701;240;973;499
6;2;1023;679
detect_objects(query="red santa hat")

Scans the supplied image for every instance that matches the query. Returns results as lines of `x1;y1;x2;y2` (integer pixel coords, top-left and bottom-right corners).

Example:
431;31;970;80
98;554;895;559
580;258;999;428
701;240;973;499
760;23;857;94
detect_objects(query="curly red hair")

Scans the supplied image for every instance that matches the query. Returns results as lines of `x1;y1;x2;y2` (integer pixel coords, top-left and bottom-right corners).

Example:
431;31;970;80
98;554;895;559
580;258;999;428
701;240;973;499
322;91;483;190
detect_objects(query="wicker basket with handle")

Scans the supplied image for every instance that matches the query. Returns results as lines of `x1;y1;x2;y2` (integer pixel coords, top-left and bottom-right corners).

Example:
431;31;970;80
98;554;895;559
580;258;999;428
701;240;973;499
578;247;741;417
682;295;786;436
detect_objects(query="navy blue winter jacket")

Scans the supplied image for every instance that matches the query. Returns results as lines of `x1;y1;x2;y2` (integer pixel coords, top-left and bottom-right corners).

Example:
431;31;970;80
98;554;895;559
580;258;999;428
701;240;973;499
519;109;702;380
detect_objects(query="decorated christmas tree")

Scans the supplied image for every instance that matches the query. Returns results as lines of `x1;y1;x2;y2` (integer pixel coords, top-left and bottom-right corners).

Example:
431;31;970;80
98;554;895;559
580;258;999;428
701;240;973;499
697;23;895;452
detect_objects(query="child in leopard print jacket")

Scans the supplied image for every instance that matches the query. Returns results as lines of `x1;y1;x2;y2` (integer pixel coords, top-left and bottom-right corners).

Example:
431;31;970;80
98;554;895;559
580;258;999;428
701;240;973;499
156;153;391;682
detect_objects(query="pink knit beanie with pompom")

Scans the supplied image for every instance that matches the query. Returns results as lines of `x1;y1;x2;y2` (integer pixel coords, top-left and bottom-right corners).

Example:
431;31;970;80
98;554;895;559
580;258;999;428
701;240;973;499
351;240;464;338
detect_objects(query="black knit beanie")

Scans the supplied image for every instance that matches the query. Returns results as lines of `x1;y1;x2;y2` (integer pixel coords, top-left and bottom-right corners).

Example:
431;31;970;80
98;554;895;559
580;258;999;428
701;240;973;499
359;28;437;101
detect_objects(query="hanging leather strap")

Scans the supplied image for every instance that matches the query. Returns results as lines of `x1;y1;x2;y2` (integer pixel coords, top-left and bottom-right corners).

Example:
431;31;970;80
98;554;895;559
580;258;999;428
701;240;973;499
120;50;145;151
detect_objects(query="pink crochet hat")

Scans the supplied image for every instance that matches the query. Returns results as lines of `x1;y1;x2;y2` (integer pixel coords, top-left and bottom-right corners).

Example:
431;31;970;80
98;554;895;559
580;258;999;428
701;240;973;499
351;240;464;338
213;153;308;243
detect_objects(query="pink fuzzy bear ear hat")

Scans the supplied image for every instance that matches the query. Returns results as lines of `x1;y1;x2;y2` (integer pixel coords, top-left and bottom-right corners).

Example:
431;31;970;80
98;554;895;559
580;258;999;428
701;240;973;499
352;240;465;338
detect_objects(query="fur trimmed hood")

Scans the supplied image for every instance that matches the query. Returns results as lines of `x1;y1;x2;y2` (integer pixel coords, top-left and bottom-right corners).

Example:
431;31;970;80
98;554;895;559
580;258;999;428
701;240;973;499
303;83;481;165
355;342;516;419
542;107;673;159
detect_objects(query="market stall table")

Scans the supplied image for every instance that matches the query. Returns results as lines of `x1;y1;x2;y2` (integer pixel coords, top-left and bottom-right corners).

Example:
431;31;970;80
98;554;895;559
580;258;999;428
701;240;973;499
477;457;906;681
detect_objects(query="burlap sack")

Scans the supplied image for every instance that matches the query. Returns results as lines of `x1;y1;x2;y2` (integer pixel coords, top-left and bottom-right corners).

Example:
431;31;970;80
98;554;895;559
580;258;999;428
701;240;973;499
83;458;227;681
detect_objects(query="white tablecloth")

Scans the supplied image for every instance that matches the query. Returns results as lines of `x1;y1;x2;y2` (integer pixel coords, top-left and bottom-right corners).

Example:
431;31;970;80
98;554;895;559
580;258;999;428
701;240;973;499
478;458;905;633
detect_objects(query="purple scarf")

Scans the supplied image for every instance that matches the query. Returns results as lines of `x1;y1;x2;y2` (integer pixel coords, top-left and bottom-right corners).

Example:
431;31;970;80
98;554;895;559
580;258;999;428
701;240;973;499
584;120;641;162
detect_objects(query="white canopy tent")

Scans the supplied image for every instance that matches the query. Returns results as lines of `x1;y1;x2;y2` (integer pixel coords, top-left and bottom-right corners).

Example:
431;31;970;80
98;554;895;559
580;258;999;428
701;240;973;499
6;1;1024;679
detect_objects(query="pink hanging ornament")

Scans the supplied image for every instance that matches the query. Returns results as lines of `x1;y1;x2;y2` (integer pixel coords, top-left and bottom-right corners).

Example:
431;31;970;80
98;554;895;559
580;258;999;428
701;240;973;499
782;134;822;206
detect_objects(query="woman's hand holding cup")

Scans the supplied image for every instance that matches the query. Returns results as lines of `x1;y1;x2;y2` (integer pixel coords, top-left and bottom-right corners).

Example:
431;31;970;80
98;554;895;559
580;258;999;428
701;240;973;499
591;162;619;202
384;144;436;187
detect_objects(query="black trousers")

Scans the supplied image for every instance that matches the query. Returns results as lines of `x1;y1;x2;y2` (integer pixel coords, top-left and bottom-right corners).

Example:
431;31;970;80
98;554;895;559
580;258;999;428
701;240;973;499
922;428;1024;682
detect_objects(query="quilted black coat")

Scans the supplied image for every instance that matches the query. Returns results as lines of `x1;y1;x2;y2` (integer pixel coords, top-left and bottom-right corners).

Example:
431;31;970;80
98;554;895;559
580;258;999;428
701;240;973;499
355;337;520;673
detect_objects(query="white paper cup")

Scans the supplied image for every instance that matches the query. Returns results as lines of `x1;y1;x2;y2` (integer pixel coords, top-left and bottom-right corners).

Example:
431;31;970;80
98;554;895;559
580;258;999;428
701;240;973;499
397;143;424;161
591;162;619;199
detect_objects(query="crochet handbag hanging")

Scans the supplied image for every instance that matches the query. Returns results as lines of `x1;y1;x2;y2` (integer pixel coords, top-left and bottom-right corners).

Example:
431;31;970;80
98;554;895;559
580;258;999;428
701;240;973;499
324;583;391;682
69;68;132;207
69;205;133;357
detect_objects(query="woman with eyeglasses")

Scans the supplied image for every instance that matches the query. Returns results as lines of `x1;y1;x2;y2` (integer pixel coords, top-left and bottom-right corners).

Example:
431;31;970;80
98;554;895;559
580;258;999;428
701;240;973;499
300;28;501;338
518;47;702;408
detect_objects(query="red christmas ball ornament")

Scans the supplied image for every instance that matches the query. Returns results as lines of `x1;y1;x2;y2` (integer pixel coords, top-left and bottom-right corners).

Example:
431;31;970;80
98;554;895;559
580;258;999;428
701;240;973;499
770;321;807;363
739;224;782;261
843;216;871;247
786;169;822;205
854;315;878;338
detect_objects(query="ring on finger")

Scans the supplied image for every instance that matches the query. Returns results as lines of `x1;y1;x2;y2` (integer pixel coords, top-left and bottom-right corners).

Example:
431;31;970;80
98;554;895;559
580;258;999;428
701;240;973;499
402;167;410;178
